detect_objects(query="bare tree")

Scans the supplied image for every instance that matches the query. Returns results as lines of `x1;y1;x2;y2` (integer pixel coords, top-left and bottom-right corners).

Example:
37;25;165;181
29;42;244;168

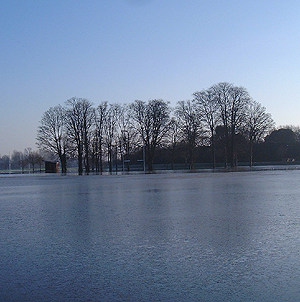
11;150;22;170
167;117;180;170
131;99;170;171
103;104;119;172
37;105;68;173
19;151;28;173
210;83;231;166
211;82;251;167
175;100;201;170
66;97;94;175
24;148;43;173
193;89;220;168
93;102;108;173
245;100;274;166
82;105;95;175
35;152;44;172
116;104;138;171
0;155;9;170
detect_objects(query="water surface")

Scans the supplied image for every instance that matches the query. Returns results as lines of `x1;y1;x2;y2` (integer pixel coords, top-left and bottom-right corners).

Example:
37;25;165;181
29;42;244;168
1;171;299;301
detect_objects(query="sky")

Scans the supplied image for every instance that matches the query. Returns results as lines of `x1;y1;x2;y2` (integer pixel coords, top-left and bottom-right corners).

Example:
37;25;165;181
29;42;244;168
1;0;300;155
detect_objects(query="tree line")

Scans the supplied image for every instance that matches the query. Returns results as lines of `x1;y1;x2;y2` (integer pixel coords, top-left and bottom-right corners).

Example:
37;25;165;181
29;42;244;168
0;148;43;172
33;82;278;174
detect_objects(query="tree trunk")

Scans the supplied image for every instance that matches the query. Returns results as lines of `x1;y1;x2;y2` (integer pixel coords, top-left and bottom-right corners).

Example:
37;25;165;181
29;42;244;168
115;146;118;173
224;127;229;168
148;160;153;171
230;127;235;167
189;146;194;170
61;153;67;174
84;140;90;175
108;147;112;173
100;147;103;174
171;146;175;170
146;147;153;171
78;144;83;175
249;141;253;167
211;132;216;169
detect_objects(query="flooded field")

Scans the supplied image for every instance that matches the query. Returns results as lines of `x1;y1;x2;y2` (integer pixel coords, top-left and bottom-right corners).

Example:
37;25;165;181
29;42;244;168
0;171;300;301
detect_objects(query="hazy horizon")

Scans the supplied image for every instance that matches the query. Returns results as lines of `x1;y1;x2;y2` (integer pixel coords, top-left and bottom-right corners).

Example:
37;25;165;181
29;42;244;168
1;0;300;155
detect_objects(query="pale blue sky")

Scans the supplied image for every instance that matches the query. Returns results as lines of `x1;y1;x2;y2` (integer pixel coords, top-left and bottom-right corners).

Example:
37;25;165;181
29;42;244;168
1;0;300;155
